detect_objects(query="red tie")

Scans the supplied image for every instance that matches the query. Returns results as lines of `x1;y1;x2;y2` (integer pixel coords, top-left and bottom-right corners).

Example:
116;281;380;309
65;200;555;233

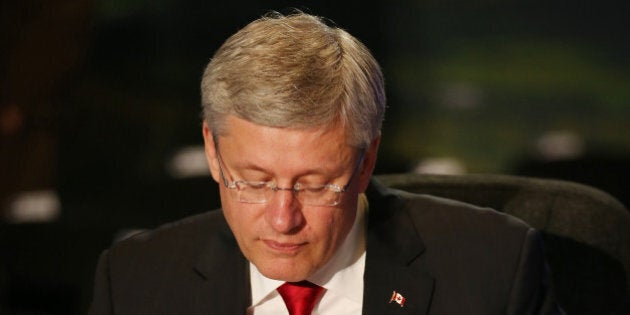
277;281;324;315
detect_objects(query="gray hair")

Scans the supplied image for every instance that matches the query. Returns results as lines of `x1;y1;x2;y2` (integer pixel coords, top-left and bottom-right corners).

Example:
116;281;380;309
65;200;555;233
201;12;386;148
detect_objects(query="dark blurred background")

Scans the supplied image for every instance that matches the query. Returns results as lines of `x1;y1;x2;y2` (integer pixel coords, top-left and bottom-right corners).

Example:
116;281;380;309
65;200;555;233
1;0;628;314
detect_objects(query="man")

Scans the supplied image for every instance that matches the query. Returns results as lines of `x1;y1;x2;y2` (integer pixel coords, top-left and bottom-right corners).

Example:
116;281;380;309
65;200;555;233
90;12;562;314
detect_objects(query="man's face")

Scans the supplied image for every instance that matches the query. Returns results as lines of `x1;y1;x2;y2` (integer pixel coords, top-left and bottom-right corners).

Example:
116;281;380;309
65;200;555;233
203;116;378;282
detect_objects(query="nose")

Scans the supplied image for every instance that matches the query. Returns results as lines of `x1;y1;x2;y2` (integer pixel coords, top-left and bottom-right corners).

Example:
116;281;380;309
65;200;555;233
265;188;304;234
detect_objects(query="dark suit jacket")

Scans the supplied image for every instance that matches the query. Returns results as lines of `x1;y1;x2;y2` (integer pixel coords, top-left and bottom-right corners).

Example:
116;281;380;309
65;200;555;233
90;178;562;314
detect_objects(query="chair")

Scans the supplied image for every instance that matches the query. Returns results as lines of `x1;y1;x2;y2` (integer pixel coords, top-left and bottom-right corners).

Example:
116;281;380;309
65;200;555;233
376;173;630;315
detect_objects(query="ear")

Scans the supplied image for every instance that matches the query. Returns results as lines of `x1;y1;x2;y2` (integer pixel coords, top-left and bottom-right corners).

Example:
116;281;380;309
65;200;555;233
202;121;221;184
357;134;381;193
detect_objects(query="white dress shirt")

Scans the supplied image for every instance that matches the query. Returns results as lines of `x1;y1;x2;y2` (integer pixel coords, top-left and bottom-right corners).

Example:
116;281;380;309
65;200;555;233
247;194;368;315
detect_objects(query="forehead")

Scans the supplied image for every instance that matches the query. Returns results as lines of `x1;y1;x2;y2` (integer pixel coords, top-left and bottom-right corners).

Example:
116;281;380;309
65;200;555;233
217;116;355;173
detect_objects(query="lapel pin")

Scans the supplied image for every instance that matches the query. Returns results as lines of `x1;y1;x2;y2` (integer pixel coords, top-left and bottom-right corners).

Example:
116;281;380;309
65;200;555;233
389;290;406;307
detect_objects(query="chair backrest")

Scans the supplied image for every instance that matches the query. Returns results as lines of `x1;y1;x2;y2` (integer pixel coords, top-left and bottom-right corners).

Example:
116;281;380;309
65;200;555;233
376;173;630;315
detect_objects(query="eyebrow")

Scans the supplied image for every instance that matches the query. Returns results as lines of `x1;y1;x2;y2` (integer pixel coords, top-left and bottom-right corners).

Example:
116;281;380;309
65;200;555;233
225;157;349;185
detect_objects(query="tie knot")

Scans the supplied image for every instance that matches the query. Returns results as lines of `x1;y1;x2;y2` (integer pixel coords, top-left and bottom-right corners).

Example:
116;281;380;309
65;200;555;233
277;281;324;315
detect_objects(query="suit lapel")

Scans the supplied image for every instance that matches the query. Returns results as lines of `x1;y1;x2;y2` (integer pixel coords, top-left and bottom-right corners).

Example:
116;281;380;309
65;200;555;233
193;210;251;313
363;179;435;315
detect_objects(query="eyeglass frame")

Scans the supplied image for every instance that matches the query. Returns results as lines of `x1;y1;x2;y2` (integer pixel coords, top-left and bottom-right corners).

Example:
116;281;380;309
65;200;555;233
213;136;366;207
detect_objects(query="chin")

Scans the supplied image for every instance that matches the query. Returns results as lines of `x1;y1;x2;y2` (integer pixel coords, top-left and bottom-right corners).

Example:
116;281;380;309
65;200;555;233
257;261;314;282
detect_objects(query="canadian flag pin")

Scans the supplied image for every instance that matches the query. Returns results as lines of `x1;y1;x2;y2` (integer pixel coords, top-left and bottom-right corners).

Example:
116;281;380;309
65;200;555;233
389;290;406;307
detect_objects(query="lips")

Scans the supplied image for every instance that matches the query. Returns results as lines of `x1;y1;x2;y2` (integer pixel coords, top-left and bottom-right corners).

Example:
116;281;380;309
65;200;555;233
262;239;307;254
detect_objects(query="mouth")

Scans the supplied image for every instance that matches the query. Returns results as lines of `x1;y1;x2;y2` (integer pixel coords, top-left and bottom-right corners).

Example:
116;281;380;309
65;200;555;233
262;239;307;255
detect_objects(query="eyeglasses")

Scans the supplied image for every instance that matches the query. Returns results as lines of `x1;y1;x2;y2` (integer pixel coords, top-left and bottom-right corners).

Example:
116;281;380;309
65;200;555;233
215;146;365;207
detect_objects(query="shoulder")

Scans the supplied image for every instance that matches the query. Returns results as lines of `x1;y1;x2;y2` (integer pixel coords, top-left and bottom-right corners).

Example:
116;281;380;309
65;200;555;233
366;179;539;279
110;210;226;254
403;189;531;241
367;179;532;244
91;210;249;313
102;210;231;279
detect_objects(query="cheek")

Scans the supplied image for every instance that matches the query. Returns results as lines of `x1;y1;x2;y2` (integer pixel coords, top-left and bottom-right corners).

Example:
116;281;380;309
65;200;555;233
308;206;356;247
221;195;257;239
329;200;359;242
222;205;242;239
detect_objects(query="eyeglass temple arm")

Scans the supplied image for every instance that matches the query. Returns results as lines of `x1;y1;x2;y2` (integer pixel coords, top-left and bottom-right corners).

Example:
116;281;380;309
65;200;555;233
212;134;231;188
342;149;366;191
